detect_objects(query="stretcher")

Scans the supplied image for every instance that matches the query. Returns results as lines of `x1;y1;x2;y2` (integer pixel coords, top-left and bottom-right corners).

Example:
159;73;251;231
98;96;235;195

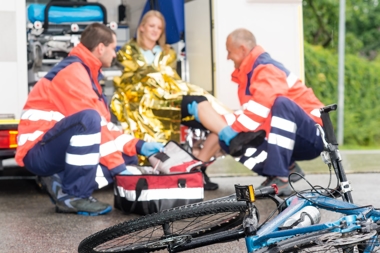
26;1;120;90
27;3;104;24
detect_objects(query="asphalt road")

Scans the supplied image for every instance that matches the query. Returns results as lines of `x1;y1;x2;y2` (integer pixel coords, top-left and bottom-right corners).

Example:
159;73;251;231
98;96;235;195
1;165;380;253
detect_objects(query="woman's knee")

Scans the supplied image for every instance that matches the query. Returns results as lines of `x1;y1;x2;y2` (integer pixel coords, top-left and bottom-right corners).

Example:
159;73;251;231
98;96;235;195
182;95;208;107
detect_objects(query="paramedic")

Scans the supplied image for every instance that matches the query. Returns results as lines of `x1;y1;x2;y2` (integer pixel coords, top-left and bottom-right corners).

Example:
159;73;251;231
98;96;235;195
15;23;163;215
188;28;325;196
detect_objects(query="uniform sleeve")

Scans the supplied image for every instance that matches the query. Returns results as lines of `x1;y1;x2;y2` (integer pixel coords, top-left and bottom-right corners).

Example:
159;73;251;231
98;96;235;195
231;64;289;132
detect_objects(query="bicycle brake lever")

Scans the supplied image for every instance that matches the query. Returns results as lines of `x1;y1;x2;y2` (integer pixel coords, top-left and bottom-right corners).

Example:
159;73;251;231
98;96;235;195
316;124;329;149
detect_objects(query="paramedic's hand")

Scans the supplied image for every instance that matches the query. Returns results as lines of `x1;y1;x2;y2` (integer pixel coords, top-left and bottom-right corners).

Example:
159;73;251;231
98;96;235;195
218;126;238;146
118;166;142;175
119;170;130;175
187;101;200;122
141;142;164;157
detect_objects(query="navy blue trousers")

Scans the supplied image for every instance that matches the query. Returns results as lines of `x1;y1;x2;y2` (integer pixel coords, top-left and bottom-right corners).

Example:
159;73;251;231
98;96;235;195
24;109;137;198
239;97;324;177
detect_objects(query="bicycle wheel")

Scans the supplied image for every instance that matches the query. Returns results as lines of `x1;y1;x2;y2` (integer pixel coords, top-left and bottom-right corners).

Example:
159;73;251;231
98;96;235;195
78;198;247;253
253;230;379;253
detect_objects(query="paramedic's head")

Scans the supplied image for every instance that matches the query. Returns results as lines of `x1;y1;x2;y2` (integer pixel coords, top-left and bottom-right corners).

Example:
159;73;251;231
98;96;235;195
226;28;256;69
137;10;166;50
81;23;117;68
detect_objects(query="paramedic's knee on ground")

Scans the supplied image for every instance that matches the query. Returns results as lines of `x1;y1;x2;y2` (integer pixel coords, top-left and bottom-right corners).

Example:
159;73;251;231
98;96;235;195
23;109;102;178
237;97;324;195
240;96;323;176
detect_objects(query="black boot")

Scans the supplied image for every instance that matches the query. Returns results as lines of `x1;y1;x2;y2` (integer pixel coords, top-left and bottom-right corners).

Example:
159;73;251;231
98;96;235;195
229;130;266;157
201;167;219;191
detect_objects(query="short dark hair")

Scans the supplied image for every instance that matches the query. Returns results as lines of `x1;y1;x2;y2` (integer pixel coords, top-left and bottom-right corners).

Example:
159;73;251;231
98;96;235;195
81;23;116;51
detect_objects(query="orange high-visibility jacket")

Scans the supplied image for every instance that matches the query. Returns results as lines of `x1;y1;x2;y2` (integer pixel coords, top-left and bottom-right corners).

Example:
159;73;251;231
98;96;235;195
226;45;324;136
15;43;142;171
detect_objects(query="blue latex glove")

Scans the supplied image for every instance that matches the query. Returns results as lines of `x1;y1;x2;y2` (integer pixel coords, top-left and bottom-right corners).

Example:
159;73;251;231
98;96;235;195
187;101;200;122
118;166;143;175
119;170;131;175
218;126;238;146
141;142;164;157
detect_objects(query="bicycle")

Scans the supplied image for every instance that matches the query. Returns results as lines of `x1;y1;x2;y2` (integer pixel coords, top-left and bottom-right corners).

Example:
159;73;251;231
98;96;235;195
78;104;380;253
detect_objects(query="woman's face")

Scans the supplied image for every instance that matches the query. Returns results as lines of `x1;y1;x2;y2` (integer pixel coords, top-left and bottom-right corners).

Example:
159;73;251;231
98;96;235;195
140;16;163;43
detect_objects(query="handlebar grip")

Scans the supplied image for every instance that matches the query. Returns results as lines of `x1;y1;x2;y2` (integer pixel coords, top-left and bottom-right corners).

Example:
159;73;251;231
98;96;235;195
320;112;338;145
255;185;278;198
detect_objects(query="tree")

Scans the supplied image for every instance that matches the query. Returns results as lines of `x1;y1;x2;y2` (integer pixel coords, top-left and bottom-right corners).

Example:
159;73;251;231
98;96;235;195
303;0;380;59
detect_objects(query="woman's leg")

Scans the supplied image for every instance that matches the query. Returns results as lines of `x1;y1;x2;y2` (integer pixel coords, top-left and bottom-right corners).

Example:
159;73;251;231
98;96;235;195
196;132;220;162
197;102;227;134
181;95;227;135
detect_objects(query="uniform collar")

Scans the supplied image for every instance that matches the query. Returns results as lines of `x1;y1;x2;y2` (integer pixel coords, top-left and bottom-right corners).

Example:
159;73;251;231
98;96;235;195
231;45;265;83
69;43;102;73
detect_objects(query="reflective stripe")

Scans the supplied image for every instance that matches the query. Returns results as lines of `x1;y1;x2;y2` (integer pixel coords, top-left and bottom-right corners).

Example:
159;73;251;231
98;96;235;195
117;186;204;201
244;147;257;157
224;113;236;126
100;117;108;126
99;141;118;157
286;72;298;88
310;109;321;118
268;133;294;150
106;122;122;132
243;100;270;118
95;165;109;189
114;134;134;152
243;150;267;169
237;114;260;131
271;116;297;133
66;153;99;166
17;131;44;146
101;117;122;132
21;109;64;122
70;133;101;147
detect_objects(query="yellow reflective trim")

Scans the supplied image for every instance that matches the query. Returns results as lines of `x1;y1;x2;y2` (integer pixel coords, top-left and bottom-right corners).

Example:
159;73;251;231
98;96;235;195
248;185;255;202
0;119;19;124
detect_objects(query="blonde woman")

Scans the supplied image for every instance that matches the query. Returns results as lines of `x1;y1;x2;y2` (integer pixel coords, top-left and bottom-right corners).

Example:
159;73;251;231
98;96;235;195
111;10;232;190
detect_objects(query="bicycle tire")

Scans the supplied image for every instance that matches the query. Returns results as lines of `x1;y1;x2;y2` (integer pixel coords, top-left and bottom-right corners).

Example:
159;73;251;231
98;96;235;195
78;198;247;253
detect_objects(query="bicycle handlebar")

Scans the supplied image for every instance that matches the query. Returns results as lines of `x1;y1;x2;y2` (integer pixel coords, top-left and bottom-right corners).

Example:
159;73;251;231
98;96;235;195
255;185;278;197
255;185;286;211
319;104;338;145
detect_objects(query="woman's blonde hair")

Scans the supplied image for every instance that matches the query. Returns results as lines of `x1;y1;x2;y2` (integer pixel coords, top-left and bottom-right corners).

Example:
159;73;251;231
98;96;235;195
137;10;166;50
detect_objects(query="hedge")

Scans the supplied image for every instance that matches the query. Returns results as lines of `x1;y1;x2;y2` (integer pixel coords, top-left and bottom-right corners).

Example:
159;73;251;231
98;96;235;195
304;42;380;146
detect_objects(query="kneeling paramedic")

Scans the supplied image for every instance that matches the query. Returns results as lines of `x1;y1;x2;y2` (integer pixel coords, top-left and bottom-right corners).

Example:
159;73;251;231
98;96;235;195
15;23;163;216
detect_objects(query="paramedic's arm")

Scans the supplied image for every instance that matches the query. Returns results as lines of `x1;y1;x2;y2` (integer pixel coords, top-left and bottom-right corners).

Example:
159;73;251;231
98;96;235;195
230;64;289;133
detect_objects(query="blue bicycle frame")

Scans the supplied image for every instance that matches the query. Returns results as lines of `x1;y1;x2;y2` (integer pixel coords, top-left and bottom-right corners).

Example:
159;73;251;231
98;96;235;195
246;193;380;252
234;104;380;253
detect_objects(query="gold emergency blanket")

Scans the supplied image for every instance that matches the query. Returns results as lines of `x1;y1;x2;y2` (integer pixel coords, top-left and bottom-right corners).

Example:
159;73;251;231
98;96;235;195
111;39;231;144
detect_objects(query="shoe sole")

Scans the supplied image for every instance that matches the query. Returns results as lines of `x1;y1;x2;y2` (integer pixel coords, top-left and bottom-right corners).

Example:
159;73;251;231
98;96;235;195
204;184;219;191
56;205;112;216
